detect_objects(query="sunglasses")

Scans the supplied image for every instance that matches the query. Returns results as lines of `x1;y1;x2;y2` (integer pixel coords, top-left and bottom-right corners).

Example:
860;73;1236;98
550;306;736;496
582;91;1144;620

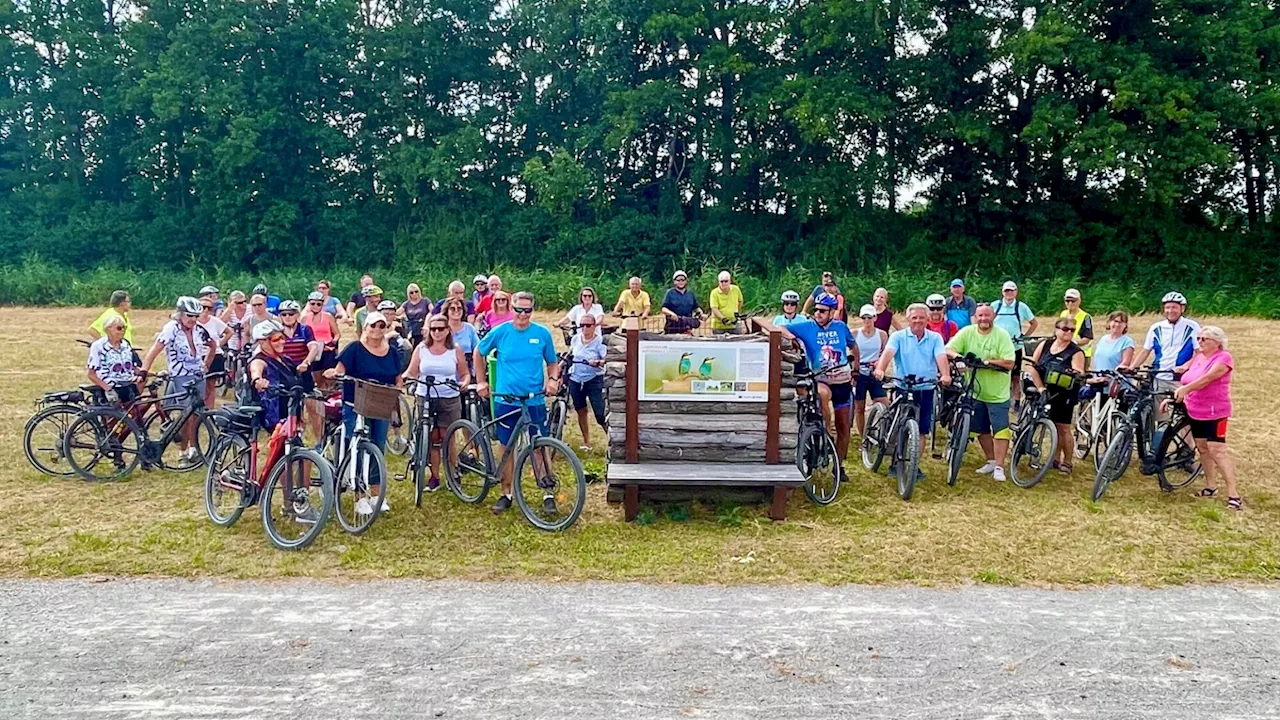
251;302;265;308
783;301;797;306
370;322;387;329
268;334;285;342
1056;325;1073;332
184;313;200;319
513;306;534;314
447;306;463;312
581;293;594;298
814;307;831;313
279;311;298;317
429;326;449;332
308;301;322;306
409;290;420;295
1064;298;1078;302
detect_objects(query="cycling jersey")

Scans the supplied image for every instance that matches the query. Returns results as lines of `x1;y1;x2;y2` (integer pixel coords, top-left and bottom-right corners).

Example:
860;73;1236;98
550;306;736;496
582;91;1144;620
1143;317;1200;374
87;337;136;386
155;321;212;376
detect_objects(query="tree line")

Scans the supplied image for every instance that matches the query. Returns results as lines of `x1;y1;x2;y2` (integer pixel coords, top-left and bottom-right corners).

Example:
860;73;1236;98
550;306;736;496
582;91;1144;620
2;0;1277;286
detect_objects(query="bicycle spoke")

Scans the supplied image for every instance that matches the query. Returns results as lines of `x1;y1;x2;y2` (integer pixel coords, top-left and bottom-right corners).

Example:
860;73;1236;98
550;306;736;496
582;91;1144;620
514;438;585;531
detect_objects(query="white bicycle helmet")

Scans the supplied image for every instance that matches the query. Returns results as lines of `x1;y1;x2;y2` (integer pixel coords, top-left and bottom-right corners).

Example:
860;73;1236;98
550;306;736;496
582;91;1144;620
307;291;324;302
175;296;202;315
925;293;946;309
198;285;219;297
1161;291;1187;306
377;299;397;312
780;290;800;303
251;319;284;342
277;300;302;313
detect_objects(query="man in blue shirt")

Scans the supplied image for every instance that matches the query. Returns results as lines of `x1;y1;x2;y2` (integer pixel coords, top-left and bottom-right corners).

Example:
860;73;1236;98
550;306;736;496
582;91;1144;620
474;290;561;515
874;303;952;478
945;278;976;329
253;283;282;314
991;280;1037;404
660;270;702;334
780;294;858;460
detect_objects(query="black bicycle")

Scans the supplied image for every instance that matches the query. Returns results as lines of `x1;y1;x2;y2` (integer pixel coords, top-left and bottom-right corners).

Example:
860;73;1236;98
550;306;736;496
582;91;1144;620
1091;369;1201;501
861;374;938;501
941;355;1009;487
24;384;102;477
546;349;604;442
1008;375;1061;488
792;362;853;505
444;392;587;531
404;376;462;507
62;372;221;481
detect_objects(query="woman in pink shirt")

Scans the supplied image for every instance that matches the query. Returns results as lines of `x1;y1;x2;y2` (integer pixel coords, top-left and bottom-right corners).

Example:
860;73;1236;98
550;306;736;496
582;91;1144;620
1172;325;1239;510
481;291;515;333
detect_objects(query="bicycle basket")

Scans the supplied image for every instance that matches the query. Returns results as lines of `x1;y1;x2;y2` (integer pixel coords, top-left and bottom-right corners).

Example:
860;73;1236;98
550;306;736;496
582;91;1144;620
353;379;400;421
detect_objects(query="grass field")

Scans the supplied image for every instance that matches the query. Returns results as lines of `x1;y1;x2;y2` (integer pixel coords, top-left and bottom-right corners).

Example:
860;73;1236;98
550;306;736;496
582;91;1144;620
3;308;1276;585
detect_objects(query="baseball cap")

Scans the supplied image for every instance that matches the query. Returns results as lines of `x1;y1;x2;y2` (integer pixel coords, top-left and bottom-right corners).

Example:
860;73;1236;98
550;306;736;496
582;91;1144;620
950;278;965;288
858;304;876;318
673;270;688;280
1064;288;1081;300
1002;281;1018;291
363;311;389;327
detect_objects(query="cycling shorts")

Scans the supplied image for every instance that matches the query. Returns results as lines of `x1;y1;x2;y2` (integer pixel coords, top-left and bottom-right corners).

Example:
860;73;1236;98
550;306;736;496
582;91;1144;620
1188;417;1228;444
822;381;853;411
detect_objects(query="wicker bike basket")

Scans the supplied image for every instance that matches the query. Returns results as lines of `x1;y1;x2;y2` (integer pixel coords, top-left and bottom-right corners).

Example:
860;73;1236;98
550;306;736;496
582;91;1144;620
353;379;401;421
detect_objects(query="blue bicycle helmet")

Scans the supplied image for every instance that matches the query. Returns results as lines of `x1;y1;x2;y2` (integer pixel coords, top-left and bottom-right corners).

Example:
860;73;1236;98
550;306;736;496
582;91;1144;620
814;293;839;310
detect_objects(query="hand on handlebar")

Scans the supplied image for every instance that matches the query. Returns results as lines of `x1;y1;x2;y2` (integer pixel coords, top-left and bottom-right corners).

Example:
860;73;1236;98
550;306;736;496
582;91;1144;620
873;368;885;381
475;381;490;399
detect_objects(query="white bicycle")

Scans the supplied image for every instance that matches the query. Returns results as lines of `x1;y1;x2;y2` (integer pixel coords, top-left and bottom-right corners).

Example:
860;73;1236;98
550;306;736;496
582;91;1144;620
1073;370;1126;471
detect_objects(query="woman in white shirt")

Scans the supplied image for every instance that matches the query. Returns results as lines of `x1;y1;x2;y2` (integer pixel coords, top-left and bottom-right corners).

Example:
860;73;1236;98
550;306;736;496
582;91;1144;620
403;315;471;492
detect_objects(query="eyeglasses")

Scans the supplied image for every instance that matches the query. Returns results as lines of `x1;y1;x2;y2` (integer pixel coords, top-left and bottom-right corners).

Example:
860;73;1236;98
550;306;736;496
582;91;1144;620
447;306;463;313
429;326;449;333
513;306;534;314
1056;325;1073;332
370;322;387;329
251;302;264;308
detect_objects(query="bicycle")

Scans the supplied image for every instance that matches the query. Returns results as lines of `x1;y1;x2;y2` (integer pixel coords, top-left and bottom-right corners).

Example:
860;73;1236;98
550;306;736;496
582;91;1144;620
860;374;939;501
62;372;221;482
204;386;335;550
320;377;394;534
546;349;604;442
940;355;1009;487
443;392;586;531
403;376;462;507
1091;370;1201;501
1073;370;1127;472
1008;375;1060;488
792;361;853;505
23;384;103;476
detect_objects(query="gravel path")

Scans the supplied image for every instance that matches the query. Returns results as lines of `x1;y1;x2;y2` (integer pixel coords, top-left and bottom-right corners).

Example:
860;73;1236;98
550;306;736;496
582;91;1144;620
1;579;1278;718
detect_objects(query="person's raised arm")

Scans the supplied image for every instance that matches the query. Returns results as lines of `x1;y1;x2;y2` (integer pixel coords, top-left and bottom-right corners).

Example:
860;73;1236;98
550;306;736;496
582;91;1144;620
801;292;815;316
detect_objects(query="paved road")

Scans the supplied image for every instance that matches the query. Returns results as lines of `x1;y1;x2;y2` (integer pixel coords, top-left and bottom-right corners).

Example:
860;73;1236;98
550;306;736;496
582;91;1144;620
1;579;1278;719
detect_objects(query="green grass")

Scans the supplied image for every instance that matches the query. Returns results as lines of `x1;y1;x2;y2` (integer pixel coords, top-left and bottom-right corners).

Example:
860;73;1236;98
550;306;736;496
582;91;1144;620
4;254;1280;318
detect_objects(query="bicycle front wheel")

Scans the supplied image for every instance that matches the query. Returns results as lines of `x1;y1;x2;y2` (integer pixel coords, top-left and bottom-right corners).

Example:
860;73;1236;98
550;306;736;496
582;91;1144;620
1010;417;1056;488
798;424;841;505
386;394;414;456
860;403;888;472
895;418;920;500
24;404;81;477
334;439;388;534
412;419;431;508
1093;424;1135;501
1155;417;1202;490
261;448;334;550
444;419;495;504
547;398;568;442
945;410;971;487
1093;410;1127;473
513;436;586;531
204;434;252;527
63;408;145;482
144;409;217;472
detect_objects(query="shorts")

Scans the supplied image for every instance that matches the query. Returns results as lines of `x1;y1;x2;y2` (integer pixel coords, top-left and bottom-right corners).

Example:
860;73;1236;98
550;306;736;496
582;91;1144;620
313;347;338;372
493;400;548;446
569;376;607;426
855;374;886;402
821;381;853;410
911;389;936;434
419;395;462;431
1188;417;1228;443
972;400;1011;435
209;354;226;375
113;382;141;406
165;374;204;410
1013;348;1024;374
1045;387;1078;425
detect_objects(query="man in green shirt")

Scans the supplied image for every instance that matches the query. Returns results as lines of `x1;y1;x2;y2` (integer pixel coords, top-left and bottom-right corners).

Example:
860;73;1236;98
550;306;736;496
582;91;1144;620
946;304;1016;482
89;290;134;345
709;271;744;333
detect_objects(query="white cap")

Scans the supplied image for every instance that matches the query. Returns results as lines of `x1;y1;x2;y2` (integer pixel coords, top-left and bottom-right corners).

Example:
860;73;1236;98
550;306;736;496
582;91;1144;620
1064;288;1081;300
363;311;389;328
673;270;688;280
858;304;876;318
717;271;731;282
1002;281;1018;291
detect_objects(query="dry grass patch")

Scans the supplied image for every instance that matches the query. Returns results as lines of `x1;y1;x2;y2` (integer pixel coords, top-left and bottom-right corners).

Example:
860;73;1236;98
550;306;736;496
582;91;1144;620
0;308;1276;585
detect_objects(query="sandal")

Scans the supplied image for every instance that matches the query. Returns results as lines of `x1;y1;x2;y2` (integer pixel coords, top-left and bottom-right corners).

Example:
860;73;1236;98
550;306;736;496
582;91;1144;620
1227;497;1242;511
1195;488;1218;498
1057;462;1073;475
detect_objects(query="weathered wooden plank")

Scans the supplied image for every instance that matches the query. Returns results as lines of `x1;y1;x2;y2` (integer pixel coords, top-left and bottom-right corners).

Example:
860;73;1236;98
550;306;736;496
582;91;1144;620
766;327;781;464
606;387;796;403
608;401;769;416
612;446;767;463
606;427;798;450
625;324;639;463
608;462;805;483
608;413;798;435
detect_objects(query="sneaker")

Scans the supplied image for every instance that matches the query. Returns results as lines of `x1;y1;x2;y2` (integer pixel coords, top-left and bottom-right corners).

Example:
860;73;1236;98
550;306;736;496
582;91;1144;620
992;466;1007;483
915;469;926;483
542;494;558;514
426;476;441;492
354;498;374;515
379;495;390;513
293;504;319;524
181;447;199;461
492;495;512;514
976;460;997;475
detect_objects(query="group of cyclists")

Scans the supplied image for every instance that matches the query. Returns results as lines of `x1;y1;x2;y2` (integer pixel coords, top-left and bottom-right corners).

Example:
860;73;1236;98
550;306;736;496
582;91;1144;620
72;269;1241;525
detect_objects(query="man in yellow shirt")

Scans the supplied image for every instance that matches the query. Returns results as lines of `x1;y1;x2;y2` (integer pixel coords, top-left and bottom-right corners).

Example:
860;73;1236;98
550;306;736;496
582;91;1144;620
88;290;134;345
613;277;651;316
709;271;744;332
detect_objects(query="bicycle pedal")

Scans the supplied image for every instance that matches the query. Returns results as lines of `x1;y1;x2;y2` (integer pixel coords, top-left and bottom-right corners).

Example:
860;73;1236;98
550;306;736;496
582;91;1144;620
393;473;407;482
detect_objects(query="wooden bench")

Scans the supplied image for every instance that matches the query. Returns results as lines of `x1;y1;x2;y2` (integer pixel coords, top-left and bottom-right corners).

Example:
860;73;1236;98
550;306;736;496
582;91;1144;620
607;462;806;521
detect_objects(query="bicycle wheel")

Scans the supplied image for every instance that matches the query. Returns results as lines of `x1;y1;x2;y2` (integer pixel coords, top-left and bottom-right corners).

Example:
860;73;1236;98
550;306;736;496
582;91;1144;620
547;398;567;442
1010;417;1056;488
1073;403;1092;461
1093;410;1127;473
512;436;586;531
444;419;495;504
945;410;971;487
144;409;217;472
860;403;888;472
334;439;388;534
412;419;431;508
798;424;841;505
895;418;920;501
23;404;81;476
386;394;414;456
64;408;145;482
204;434;252;527
261;448;334;550
1093;424;1135;501
1155;418;1202;490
